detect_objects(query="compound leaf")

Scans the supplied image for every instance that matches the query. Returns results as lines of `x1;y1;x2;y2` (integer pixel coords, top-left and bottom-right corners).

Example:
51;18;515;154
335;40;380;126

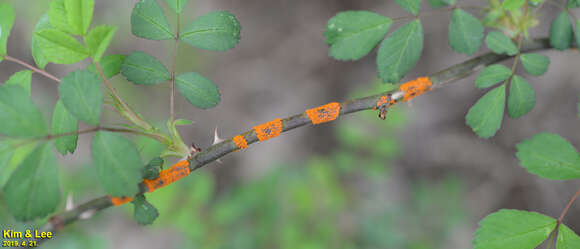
165;0;188;14
0;3;15;61
34;29;89;64
550;11;573;50
395;0;421;15
520;53;550;76
475;64;512;89
507;75;535;118
557;223;580;249
52;100;78;155
131;0;174;40
449;8;483;55
0;85;48;137
5;70;32;96
485;31;518;55
85;25;117;62
121;51;170;85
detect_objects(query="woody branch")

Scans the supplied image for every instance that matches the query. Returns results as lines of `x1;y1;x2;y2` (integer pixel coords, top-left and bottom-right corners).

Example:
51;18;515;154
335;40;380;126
38;37;552;241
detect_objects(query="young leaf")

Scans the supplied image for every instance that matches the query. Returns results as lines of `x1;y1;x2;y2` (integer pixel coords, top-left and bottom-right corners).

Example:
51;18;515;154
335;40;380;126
557;224;580;249
48;0;94;35
142;157;163;180
377;20;423;83
448;8;484;55
550;11;574;50
395;0;421;15
166;0;188;14
485;31;518;55
5;70;32;95
508;75;535;118
87;54;125;78
428;0;456;8
516;132;580;180
465;84;506;138
58;70;103;125
64;0;94;35
0;3;15;61
473;209;556;249
2;144;60;221
34;29;89;64
31;14;52;69
324;11;392;61
180;11;241;51
52;100;78;155
0;85;48;137
84;25;117;62
175;72;221;109
520;53;550;76
131;0;174;40
132;194;159;225
92;131;143;197
502;0;525;11
174;119;193;126
121;51;170;85
475;64;512;88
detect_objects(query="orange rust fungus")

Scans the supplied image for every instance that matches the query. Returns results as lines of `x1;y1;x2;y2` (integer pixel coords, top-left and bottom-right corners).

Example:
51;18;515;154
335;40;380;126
374;95;397;110
253;118;283;142
233;135;248;150
110;196;133;206
305;102;341;125
143;160;191;193
399;77;432;102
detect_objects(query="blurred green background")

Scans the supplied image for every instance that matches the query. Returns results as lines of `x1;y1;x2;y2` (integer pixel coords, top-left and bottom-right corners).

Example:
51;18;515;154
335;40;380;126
1;0;579;248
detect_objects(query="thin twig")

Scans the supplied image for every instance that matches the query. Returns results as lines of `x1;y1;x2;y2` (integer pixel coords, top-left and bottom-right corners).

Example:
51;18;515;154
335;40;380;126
35;38;556;243
4;55;61;83
558;186;580;222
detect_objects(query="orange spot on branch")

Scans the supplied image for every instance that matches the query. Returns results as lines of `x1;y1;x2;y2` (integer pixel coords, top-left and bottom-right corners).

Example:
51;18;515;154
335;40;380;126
253;118;283;142
399;77;432;102
305;102;341;125
143;160;190;193
374;94;396;109
109;196;133;206
233;135;248;150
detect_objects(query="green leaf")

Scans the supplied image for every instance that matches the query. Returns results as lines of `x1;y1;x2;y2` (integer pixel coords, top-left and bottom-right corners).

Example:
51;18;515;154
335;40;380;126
0;3;15;60
395;0;421;15
175;72;221;109
502;0;525;10
475;64;512;88
2;144;60;221
428;0;456;8
465;84;506;138
324;11;392;61
31;14;52;69
507;75;535;118
142;157;163;180
5;70;32;96
131;0;174;40
180;11;241;51
64;0;94;35
377;20;423;83
92;131;143;197
520;53;550;76
516;132;580;180
51;100;78;155
0;141;37;188
132;194;159;225
87;54;125;78
165;0;188;13
58;70;103;125
485;31;518;55
48;0;94;35
473;209;556;249
121;51;170;85
550;11;574;50
0;85;48;137
448;9;484;55
557;223;580;249
34;29;89;64
568;0;580;8
85;25;117;62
